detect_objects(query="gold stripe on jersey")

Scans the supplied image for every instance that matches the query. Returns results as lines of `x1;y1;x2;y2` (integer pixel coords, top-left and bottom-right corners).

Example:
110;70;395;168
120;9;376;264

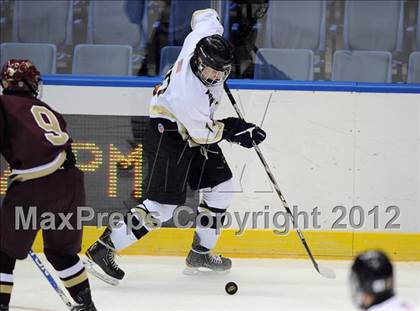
62;270;88;288
149;105;224;145
190;120;224;145
0;284;13;294
10;151;66;183
149;105;192;144
149;105;177;120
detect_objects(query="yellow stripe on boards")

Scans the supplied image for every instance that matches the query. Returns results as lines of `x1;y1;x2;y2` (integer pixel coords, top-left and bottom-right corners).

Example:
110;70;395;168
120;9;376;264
31;227;420;261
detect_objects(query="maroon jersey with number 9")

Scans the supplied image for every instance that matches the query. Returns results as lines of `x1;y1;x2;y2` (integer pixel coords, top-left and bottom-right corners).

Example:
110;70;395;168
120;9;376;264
0;93;72;170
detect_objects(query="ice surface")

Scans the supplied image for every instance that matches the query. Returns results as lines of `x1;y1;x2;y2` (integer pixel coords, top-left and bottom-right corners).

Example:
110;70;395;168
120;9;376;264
10;256;420;311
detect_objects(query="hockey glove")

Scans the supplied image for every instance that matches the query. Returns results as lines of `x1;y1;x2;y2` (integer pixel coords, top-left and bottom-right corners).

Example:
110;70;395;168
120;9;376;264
220;117;266;148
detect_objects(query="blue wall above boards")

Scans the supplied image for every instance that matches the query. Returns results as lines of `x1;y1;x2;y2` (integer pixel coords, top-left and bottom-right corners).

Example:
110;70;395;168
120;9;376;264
41;75;420;94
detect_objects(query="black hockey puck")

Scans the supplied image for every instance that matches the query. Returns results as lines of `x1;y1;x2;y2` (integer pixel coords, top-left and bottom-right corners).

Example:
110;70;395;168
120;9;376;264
225;282;238;295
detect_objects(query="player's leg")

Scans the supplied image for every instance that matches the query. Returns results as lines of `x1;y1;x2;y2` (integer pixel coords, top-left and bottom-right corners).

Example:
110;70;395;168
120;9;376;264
186;144;235;272
185;179;235;272
85;199;177;280
42;167;96;310
0;181;42;310
85;152;186;280
86;119;194;280
44;248;94;311
0;252;16;310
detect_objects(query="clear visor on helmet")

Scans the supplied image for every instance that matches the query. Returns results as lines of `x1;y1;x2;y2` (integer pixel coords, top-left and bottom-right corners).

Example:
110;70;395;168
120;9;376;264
197;57;231;87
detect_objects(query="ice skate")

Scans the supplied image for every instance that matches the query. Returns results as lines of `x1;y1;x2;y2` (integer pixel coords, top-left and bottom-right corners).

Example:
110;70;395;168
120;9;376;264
70;288;97;311
184;233;232;275
85;228;124;285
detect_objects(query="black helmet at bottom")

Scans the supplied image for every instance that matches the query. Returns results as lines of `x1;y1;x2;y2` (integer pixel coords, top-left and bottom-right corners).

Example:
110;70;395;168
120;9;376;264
350;250;394;310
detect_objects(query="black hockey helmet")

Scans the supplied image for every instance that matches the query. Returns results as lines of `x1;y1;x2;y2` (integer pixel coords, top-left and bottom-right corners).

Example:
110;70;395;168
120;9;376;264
350;250;394;309
191;34;233;87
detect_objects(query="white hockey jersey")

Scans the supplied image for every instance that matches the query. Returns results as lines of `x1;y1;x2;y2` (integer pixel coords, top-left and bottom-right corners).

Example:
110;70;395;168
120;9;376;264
367;297;415;311
149;9;225;146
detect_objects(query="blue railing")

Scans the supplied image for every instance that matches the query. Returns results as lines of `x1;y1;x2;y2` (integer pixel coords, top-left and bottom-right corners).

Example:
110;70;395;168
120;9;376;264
42;74;420;94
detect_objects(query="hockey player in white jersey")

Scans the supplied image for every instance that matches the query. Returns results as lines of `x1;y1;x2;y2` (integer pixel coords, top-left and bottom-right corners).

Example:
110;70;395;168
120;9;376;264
85;8;266;280
350;250;416;311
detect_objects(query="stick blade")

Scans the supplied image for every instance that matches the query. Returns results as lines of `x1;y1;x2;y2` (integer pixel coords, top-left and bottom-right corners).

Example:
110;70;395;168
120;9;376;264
317;265;336;279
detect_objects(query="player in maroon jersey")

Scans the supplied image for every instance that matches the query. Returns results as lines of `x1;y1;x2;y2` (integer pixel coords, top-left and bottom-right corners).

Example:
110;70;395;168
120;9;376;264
0;60;96;311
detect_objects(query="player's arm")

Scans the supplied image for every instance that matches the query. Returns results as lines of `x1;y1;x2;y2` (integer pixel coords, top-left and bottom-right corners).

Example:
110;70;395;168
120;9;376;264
190;8;223;36
175;100;266;147
180;8;224;54
183;115;266;148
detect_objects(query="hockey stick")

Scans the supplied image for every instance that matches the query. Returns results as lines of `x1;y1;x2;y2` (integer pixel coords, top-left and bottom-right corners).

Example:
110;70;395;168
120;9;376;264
223;83;336;279
28;250;74;310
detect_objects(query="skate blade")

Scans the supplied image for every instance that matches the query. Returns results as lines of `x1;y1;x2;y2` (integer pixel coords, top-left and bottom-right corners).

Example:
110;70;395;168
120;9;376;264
82;257;119;286
183;265;231;276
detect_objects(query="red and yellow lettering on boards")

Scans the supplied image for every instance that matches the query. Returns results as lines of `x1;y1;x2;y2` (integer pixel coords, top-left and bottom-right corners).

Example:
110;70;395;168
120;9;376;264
0;142;143;198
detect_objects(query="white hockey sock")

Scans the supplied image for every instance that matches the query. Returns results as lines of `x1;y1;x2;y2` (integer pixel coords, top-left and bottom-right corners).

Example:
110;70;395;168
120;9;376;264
195;204;227;250
110;221;138;251
109;199;177;251
195;226;220;250
195;179;234;250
